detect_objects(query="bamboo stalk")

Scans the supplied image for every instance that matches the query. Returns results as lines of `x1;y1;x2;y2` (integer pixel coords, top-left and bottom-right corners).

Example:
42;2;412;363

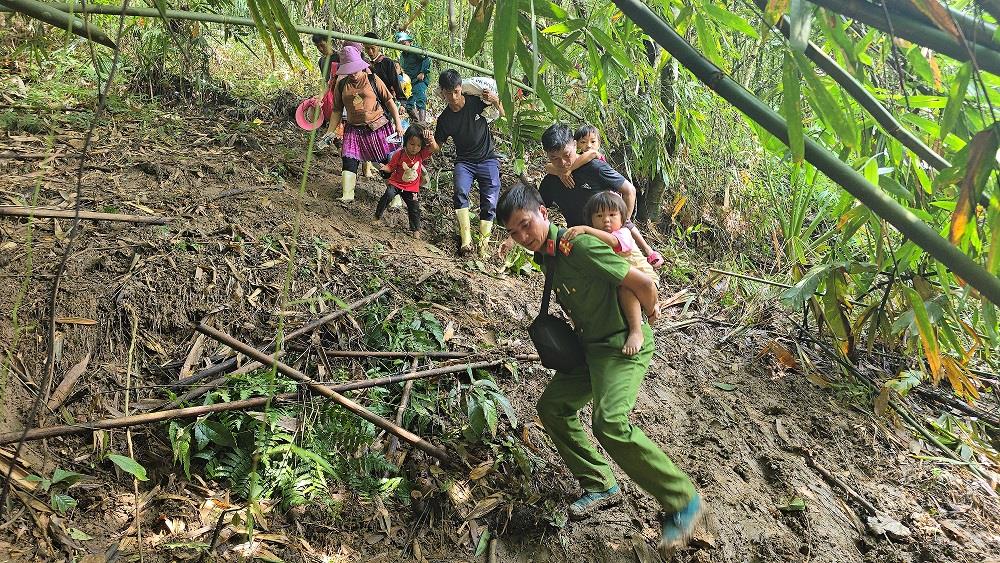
0;0;116;48
171;286;389;390
975;0;1000;23
6;3;580;120
0;357;523;445
753;0;951;171
613;0;1000;307
809;0;1000;76
0;206;168;224
195;324;451;461
887;0;1000;49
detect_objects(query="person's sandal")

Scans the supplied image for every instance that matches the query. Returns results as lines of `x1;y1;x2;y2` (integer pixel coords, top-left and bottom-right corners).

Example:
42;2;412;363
568;485;621;519
647;251;665;269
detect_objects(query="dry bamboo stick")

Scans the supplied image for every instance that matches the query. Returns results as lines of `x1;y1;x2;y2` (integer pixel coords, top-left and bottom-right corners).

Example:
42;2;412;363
0;358;525;445
170;286;390;390
195;324;452;461
0;205;168;224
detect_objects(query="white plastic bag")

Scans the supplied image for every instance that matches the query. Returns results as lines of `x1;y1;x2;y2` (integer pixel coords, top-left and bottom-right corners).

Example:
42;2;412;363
438;76;500;122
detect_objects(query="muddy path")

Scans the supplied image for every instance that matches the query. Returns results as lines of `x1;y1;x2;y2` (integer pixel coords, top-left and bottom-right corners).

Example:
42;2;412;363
0;106;998;562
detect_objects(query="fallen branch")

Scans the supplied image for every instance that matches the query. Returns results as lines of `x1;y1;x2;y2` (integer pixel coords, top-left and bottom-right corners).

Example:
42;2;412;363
170;286;390;390
197;324;451;460
0;206;168;224
0;358;531;445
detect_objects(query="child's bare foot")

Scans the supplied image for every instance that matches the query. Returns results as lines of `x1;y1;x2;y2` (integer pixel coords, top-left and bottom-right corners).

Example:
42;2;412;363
622;330;644;356
412;229;423;239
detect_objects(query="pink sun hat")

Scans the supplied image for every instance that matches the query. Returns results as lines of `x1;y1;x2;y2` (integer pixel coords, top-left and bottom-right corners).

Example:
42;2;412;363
336;45;369;75
295;97;324;130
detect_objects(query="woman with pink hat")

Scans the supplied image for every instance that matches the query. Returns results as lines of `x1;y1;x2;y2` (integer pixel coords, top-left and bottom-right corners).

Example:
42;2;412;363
321;45;405;202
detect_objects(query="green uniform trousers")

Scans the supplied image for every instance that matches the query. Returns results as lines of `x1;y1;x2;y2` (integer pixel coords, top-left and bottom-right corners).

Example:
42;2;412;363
536;324;696;513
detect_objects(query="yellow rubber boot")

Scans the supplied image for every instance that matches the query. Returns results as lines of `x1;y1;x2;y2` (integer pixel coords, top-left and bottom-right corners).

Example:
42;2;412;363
455;208;473;254
363;161;377;178
478;220;493;257
340;170;357;202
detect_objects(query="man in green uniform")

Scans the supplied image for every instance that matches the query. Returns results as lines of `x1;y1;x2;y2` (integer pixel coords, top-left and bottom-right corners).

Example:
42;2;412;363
496;183;704;553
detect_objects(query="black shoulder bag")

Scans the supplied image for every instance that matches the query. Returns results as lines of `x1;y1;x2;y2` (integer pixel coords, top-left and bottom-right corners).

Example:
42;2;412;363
528;230;587;372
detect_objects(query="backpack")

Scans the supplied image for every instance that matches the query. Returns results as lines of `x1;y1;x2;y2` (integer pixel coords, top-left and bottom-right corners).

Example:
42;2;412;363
337;72;392;130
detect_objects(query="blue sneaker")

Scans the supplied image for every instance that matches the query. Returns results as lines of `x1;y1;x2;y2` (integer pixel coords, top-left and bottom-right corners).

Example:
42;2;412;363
568;484;621;518
659;493;705;552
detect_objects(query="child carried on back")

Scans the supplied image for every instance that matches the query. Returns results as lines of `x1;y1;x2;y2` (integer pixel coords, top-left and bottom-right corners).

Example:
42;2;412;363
375;123;438;238
564;190;660;356
546;124;665;270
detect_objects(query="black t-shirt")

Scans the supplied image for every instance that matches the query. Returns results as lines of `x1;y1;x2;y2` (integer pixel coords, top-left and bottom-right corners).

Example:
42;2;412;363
538;160;627;227
370;56;404;100
434;95;496;163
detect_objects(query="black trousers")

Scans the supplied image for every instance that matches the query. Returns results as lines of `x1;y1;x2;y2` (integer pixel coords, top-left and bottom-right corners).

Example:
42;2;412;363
375;185;421;231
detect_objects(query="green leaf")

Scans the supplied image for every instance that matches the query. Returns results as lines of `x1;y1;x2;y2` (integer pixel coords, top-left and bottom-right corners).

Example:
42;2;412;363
483;400;499;437
201;420;237;447
793;52;857;149
475;529;492;556
879;176;914;202
781;52;803;163
469;403;487;438
941;63;972;141
68;528;94;541
779;263;832;308
493;0;518;120
265;0;305;64
51;468;84;487
519;0;566;19
465;0;496;58
493;393;518;428
693;13;723;68
541;18;585;34
51;493;77;514
107;454;149;482
778;497;806;512
702;2;758;39
713;382;737;391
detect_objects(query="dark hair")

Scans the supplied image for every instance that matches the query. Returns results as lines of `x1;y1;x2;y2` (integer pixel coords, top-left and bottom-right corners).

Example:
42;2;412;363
541;123;574;152
575;124;599;141
583;191;627;225
438;69;462;91
311;33;329;45
403;123;427;148
364;32;379;40
497;183;544;225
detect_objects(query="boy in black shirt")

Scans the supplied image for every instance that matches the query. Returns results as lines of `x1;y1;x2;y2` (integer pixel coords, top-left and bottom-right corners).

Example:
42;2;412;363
363;33;405;102
432;69;504;256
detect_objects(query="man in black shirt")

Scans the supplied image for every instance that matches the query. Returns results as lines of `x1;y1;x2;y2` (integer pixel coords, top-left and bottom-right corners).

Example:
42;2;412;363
432;69;505;256
537;123;639;227
363;33;405;102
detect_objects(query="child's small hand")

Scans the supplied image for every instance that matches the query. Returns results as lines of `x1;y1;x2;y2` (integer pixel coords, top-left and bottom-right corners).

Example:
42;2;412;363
422;128;434;141
563;226;587;240
559;171;575;189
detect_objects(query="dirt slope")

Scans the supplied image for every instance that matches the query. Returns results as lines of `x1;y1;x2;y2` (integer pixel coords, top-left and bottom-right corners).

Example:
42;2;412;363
0;107;998;562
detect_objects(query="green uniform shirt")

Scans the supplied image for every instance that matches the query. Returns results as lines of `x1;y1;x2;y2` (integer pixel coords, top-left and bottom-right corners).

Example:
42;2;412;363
535;223;630;344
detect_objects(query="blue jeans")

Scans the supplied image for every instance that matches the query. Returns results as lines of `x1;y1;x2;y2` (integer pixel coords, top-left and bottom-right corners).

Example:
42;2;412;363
454;159;501;221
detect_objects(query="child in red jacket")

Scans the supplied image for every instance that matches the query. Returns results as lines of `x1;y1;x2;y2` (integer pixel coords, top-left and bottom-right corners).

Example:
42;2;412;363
376;124;438;238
